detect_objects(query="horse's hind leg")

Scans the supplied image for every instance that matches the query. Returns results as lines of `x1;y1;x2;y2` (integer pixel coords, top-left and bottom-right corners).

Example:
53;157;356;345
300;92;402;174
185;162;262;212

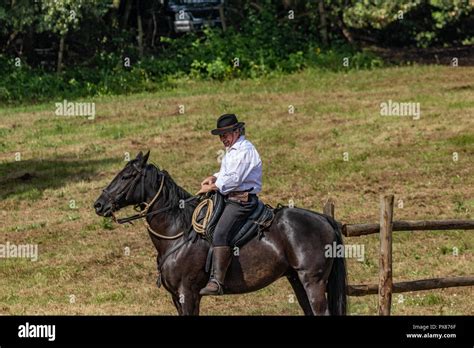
297;270;329;315
286;271;314;315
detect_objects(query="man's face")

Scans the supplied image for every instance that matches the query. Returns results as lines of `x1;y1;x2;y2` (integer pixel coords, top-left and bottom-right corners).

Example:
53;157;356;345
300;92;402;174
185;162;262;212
219;129;240;148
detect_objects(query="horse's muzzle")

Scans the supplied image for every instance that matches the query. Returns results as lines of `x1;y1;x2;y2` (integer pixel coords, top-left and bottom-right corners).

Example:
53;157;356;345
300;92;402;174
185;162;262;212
94;197;113;217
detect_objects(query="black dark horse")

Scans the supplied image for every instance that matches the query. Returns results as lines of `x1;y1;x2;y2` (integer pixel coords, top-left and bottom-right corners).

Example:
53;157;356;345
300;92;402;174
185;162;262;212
94;151;347;315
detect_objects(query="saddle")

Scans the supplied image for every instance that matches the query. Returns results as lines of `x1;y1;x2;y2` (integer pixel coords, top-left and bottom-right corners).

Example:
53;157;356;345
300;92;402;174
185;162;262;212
192;191;275;248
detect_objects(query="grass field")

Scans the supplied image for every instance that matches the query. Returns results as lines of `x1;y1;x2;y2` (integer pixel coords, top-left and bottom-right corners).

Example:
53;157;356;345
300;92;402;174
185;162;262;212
0;65;473;315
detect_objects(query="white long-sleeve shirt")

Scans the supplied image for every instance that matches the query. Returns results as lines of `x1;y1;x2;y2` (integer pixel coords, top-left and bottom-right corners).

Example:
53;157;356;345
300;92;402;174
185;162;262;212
213;135;262;195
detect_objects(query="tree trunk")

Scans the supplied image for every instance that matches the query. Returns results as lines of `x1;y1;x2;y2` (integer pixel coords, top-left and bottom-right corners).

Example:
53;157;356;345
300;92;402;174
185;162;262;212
318;0;328;46
337;17;354;44
337;0;354;44
137;0;144;59
219;4;227;31
151;11;157;48
57;35;65;73
121;0;133;29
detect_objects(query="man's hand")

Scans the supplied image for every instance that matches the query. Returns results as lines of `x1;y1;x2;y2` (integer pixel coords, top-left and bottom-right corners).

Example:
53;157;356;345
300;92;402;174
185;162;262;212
197;183;217;195
200;176;217;186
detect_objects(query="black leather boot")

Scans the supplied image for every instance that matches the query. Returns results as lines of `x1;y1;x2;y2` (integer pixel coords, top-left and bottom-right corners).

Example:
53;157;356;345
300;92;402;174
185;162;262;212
199;246;232;296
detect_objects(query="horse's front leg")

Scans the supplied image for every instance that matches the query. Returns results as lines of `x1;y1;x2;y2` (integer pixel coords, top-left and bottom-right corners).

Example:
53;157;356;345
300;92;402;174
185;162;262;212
175;289;201;316
171;294;184;315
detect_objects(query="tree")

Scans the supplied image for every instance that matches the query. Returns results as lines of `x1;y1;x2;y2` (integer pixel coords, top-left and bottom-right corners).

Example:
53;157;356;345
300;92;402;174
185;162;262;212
38;0;110;72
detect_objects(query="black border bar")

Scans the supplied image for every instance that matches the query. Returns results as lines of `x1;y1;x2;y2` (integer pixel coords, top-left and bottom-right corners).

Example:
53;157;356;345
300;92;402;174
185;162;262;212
0;315;472;346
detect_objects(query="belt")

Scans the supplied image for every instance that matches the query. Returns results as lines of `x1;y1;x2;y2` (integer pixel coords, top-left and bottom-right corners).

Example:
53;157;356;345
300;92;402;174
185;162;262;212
228;187;254;195
228;190;256;195
226;191;256;203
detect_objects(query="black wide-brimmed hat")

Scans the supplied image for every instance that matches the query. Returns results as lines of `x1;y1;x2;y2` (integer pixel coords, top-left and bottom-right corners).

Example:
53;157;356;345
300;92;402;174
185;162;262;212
211;114;245;135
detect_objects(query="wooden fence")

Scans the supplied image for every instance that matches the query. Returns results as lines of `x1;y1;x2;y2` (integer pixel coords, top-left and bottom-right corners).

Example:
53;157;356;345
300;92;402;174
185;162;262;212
323;195;474;315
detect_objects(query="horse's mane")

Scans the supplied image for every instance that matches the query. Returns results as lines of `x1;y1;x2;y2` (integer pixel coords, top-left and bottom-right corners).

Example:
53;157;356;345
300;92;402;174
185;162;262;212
147;163;197;235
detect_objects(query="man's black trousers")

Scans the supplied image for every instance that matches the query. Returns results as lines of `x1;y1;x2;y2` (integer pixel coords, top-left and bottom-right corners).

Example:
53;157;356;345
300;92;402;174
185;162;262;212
212;194;258;246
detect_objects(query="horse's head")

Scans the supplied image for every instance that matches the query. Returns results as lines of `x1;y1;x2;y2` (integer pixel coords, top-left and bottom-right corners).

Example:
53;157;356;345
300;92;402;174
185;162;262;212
94;151;150;217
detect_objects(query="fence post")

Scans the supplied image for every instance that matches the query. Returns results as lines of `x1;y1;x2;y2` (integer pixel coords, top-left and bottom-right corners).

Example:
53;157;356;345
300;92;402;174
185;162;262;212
323;199;335;218
378;194;394;315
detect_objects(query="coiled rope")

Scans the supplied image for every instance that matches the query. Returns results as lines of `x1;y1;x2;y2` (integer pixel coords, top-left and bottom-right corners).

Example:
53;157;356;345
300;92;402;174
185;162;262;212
191;197;214;234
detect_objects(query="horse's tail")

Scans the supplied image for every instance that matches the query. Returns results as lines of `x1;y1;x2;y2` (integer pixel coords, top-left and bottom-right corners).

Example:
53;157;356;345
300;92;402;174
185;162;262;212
326;219;347;315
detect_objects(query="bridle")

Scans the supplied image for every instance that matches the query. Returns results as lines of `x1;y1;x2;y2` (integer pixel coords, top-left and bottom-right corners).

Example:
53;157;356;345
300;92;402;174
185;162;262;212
102;162;147;213
102;162;199;240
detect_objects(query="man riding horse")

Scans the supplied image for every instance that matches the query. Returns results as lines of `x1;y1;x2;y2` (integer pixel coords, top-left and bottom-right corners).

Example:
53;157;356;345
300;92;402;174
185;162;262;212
94;113;347;315
197;113;262;296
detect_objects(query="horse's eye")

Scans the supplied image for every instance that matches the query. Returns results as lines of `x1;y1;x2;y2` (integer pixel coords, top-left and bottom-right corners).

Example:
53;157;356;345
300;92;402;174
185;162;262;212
122;174;132;180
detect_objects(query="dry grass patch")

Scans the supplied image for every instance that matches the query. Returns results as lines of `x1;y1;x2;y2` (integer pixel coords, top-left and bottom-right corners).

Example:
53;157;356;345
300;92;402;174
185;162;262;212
0;65;472;315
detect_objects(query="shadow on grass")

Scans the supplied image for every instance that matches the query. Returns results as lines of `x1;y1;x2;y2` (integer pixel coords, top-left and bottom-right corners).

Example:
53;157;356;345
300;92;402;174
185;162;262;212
0;156;120;201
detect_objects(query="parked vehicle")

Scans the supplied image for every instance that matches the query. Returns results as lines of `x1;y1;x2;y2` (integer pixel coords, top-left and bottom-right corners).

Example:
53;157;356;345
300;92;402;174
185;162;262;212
158;0;224;33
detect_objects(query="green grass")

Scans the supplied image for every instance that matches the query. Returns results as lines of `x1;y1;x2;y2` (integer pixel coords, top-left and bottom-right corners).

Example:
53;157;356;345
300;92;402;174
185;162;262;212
0;65;473;315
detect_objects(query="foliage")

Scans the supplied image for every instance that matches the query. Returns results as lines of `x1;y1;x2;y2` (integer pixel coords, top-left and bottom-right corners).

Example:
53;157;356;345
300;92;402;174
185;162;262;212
342;0;473;47
0;0;472;104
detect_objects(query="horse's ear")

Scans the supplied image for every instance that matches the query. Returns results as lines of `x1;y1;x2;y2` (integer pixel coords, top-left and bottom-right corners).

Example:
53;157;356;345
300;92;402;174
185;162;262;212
143;150;150;164
136;151;144;160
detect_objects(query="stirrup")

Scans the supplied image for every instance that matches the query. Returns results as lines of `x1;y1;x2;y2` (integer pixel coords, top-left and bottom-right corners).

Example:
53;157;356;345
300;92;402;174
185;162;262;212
211;279;224;295
201;278;224;295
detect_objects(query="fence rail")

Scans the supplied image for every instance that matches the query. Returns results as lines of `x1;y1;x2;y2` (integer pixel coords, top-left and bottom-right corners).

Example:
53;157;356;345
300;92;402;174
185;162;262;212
347;276;474;296
322;196;474;315
343;219;474;237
